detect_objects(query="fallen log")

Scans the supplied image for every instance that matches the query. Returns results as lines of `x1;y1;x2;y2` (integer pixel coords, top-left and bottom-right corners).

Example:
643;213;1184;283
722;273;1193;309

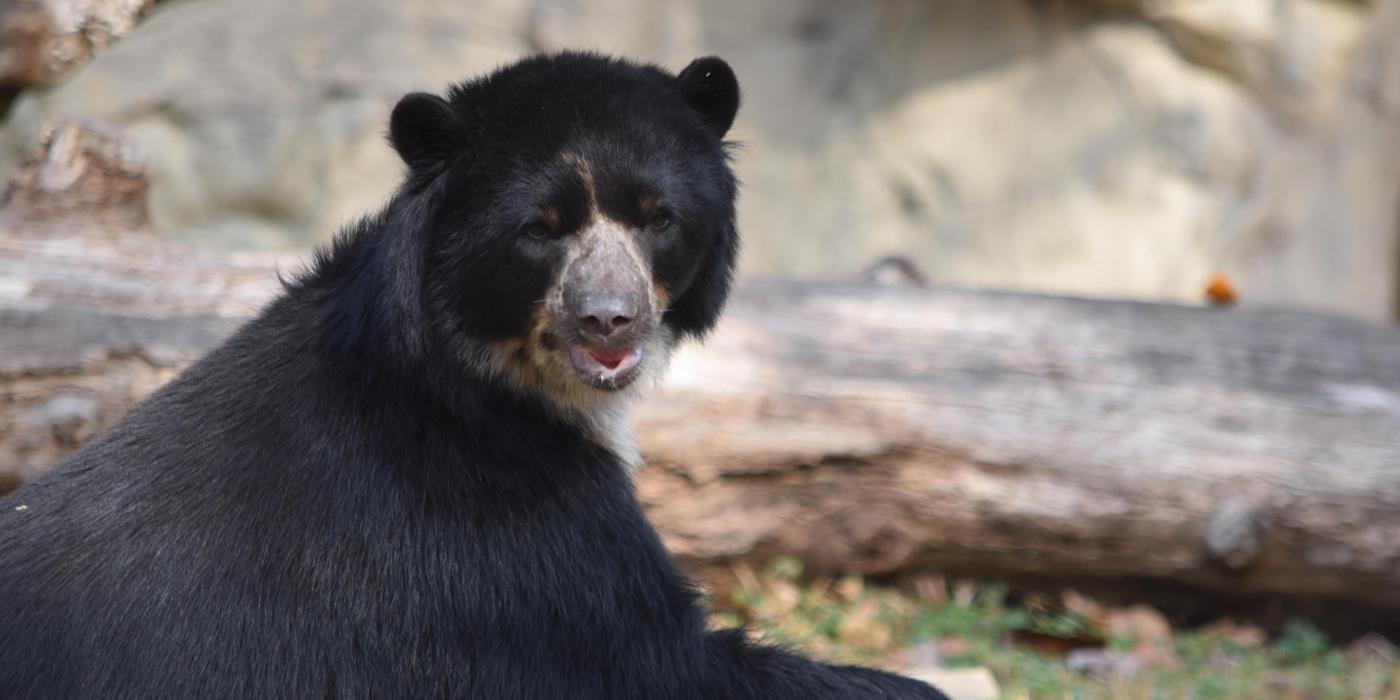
637;281;1400;612
3;230;1400;611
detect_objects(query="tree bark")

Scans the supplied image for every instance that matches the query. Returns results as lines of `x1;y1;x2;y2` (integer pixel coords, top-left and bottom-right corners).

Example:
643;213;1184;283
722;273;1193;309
4;233;1400;610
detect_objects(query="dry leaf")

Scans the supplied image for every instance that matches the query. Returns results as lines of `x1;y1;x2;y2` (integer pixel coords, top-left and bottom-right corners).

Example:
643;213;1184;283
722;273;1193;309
913;574;947;607
936;635;973;660
835;575;864;602
1062;590;1108;628
1107;605;1172;644
837;599;890;649
1201;618;1266;649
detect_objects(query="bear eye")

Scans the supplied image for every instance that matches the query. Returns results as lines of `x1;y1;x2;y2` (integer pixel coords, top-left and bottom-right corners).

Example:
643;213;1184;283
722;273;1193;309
520;219;554;241
649;208;674;233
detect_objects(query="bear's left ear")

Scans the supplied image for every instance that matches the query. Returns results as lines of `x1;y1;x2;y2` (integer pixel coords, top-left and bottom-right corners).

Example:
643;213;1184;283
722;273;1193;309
389;92;466;172
677;57;739;138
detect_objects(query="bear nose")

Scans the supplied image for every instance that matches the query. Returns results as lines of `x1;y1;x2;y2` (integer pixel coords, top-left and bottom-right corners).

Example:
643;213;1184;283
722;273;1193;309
576;291;638;340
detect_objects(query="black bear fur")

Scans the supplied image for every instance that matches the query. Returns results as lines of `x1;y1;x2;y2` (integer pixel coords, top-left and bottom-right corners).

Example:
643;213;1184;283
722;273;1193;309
0;52;945;700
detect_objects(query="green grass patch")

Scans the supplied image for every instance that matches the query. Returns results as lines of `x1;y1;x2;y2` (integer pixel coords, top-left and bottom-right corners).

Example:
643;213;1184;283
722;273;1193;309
707;557;1400;699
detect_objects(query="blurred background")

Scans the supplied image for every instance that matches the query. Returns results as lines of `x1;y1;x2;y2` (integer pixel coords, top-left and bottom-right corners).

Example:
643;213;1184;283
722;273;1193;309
3;1;1400;698
3;0;1400;318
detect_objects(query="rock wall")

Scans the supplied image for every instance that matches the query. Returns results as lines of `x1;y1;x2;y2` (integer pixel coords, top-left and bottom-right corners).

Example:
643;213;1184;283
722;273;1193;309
0;0;155;112
2;0;1397;318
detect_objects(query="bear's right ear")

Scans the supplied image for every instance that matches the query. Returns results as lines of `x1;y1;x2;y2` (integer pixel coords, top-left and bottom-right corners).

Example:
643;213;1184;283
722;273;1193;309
389;92;466;172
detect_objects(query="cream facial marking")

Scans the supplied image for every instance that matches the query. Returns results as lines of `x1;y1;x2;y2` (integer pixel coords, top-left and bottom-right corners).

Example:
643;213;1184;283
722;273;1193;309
551;151;657;381
479;152;675;471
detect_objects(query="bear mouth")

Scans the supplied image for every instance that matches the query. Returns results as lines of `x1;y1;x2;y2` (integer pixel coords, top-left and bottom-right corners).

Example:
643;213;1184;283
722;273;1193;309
566;344;644;391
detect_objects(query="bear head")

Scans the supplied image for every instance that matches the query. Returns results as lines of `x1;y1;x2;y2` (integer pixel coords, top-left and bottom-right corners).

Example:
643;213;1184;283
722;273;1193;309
373;53;739;419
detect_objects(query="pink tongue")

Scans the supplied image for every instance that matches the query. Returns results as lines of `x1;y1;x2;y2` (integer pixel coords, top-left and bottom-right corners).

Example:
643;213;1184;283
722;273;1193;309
589;350;630;370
